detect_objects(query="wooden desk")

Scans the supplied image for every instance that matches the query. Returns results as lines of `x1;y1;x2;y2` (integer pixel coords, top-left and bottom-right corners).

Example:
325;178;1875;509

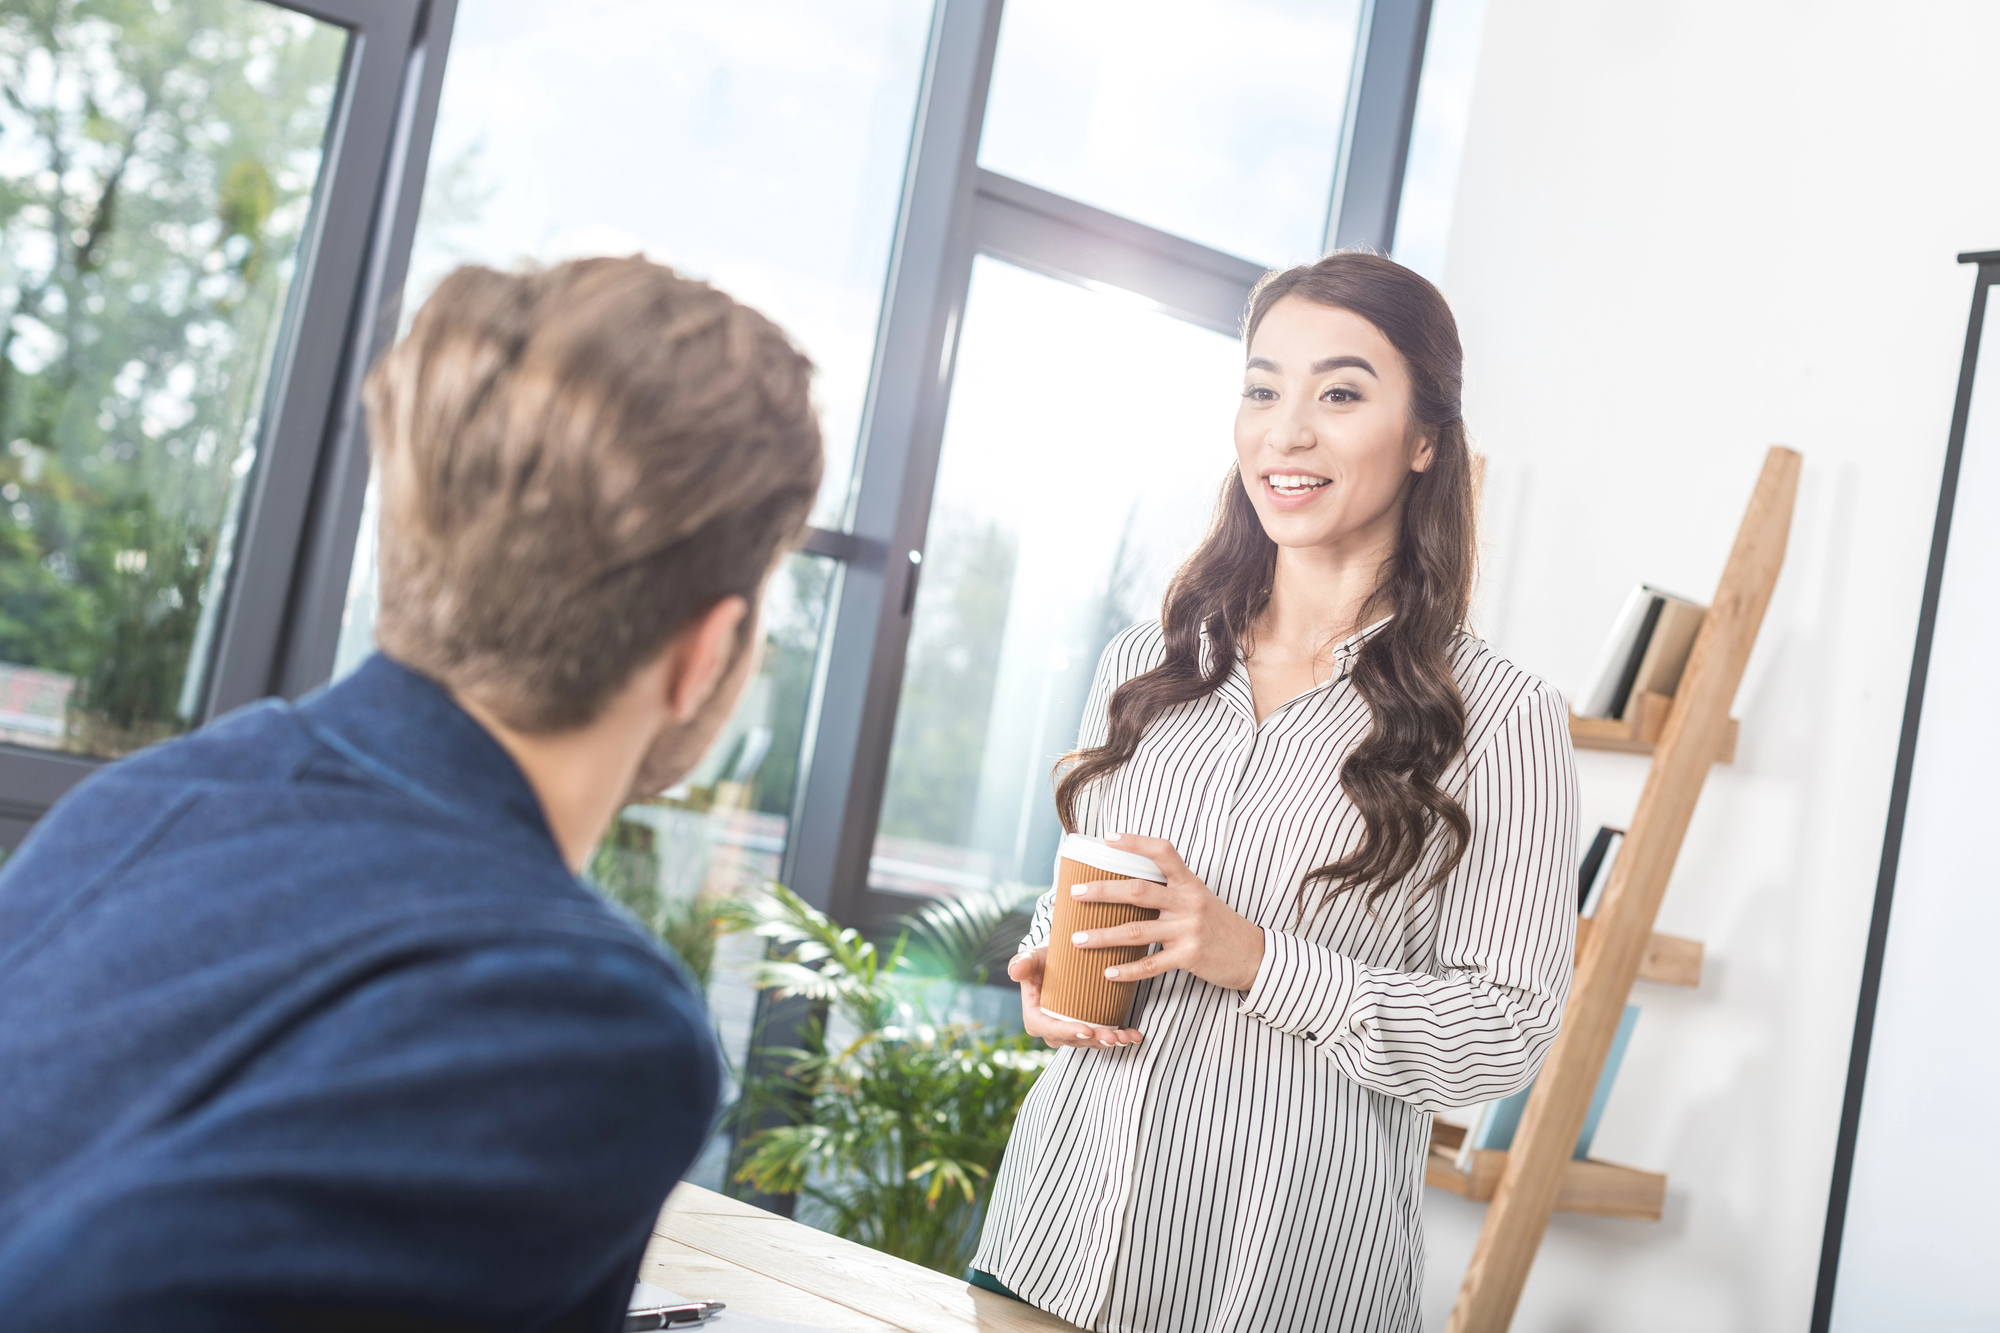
644;1185;1085;1333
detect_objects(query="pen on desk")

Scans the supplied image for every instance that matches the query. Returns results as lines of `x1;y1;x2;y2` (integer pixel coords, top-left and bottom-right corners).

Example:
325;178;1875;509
624;1300;725;1330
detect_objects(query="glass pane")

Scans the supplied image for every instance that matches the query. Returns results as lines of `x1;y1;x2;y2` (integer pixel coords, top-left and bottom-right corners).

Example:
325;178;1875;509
584;550;836;1190
1391;0;1491;283
0;3;347;758
871;259;1241;899
404;0;929;528
333;0;934;683
978;0;1365;267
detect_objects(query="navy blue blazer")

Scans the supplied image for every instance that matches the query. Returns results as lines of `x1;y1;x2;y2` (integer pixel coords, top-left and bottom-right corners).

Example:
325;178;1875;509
0;655;721;1331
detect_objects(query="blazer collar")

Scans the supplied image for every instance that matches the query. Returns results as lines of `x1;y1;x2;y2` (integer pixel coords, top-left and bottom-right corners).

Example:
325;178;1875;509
295;654;559;853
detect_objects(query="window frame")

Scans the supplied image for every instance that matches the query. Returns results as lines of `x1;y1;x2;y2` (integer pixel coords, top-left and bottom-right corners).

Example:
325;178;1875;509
785;0;1438;926
0;0;454;844
0;0;1437;884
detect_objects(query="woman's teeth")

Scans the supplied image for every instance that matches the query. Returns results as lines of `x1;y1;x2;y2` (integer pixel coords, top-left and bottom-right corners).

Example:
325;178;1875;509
1269;475;1330;495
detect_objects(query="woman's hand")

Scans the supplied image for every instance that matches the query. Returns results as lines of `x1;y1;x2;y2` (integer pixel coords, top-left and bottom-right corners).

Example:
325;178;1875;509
1071;833;1266;992
1008;949;1143;1049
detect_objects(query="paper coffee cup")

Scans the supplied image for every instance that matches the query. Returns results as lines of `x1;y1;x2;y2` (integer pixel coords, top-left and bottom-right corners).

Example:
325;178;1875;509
1040;833;1168;1029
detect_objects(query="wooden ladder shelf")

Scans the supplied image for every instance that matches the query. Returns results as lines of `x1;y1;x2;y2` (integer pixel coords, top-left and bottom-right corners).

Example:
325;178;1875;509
1444;446;1801;1333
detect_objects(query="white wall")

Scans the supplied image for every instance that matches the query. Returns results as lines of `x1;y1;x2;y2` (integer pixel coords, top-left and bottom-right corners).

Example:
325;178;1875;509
1423;3;2000;1329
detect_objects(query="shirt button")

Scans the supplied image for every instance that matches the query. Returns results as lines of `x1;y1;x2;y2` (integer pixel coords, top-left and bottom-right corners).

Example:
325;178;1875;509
1303;1032;1318;1041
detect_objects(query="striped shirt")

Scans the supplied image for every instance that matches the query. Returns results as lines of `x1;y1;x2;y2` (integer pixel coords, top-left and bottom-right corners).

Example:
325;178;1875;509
973;618;1579;1333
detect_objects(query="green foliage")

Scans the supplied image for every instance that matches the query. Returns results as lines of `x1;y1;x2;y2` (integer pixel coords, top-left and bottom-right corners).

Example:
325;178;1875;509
586;815;741;993
733;885;1047;1275
734;882;906;1031
0;0;347;754
876;513;1018;845
744;554;832;819
897;885;1037;988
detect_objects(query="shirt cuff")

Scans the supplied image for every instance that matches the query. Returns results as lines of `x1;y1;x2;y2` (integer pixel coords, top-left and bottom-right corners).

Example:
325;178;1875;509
1237;929;1366;1046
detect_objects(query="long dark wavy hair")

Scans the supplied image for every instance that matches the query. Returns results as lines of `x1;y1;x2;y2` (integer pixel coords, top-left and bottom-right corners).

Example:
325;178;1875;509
1054;252;1477;916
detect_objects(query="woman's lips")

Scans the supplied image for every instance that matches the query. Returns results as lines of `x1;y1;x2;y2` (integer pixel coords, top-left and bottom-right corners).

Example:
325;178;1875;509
1261;475;1330;510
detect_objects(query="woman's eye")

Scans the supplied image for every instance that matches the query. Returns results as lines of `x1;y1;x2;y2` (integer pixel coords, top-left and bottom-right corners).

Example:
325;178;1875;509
1242;385;1277;402
1322;386;1359;403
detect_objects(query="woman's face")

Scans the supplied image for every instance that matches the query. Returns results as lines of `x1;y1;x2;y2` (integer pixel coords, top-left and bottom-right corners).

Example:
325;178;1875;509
1233;295;1432;554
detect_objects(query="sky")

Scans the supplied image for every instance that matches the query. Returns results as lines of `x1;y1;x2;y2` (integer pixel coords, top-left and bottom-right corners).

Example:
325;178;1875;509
981;0;1367;269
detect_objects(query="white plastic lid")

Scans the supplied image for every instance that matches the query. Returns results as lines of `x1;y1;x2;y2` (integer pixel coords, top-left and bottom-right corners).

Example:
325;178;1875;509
1058;832;1167;883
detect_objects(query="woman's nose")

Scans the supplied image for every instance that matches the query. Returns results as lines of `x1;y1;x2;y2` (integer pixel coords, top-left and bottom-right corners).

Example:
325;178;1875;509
1268;408;1316;453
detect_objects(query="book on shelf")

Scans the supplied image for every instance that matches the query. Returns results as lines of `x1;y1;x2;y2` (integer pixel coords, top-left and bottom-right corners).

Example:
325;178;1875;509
1576;585;1707;720
1456;1005;1641;1169
1578;825;1625;917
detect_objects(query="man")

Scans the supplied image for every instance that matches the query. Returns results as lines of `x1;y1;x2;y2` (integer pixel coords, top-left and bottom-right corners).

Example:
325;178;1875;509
0;257;823;1330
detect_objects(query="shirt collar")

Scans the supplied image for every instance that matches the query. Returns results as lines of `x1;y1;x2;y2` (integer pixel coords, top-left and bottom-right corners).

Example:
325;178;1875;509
1212;614;1396;721
294;653;559;852
1331;615;1396;679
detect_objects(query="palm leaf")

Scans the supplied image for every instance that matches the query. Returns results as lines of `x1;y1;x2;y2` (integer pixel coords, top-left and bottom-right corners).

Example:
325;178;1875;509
896;885;1037;985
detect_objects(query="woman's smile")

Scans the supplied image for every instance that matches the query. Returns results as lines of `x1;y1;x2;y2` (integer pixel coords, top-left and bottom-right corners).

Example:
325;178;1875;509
1262;468;1333;508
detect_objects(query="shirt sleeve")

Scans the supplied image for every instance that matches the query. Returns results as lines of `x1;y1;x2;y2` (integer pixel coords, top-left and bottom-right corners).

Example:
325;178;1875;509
1237;684;1580;1112
0;936;721;1331
1019;629;1134;955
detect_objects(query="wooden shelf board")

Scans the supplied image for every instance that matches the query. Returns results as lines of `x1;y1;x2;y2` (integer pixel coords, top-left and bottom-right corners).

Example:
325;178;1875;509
1576;917;1703;988
1425;1122;1665;1222
1570;690;1738;763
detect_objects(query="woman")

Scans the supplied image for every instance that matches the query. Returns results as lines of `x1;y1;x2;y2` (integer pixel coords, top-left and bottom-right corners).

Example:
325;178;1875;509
970;252;1578;1333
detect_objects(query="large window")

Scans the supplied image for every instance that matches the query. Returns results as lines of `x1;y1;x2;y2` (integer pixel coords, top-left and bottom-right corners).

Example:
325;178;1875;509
0;2;346;759
870;258;1240;898
0;0;433;841
334;0;936;678
0;0;1467;1029
389;0;931;529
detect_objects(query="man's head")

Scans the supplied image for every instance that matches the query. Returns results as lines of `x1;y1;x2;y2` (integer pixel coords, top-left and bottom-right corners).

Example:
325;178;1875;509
363;256;822;801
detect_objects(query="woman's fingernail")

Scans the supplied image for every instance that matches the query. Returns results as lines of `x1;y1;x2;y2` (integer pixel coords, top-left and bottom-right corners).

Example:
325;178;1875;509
1105;967;1122;980
1071;883;1087;897
1076;1030;1092;1040
1072;931;1089;945
1106;832;1123;842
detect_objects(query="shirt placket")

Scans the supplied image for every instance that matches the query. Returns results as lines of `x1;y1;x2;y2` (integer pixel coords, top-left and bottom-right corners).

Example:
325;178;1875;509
1088;687;1256;1324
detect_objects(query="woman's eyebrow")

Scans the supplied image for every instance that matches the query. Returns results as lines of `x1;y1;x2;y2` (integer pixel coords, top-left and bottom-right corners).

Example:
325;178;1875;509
1243;354;1379;378
1313;355;1377;377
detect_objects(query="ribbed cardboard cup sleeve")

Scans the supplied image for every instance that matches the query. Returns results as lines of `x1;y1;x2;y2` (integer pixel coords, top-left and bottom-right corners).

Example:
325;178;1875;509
1040;834;1167;1029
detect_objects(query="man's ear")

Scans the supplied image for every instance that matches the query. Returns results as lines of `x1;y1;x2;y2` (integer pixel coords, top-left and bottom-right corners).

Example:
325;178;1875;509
662;595;750;722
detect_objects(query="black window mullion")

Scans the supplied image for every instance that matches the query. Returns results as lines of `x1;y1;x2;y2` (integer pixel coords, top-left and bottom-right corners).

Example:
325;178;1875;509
970;167;1265;337
274;0;462;701
200;0;428;718
1329;0;1435;252
0;750;95;849
779;0;1006;923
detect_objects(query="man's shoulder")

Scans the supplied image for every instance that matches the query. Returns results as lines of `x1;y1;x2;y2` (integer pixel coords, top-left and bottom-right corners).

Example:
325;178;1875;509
39;698;375;847
4;702;321;905
86;697;318;786
6;691;642;965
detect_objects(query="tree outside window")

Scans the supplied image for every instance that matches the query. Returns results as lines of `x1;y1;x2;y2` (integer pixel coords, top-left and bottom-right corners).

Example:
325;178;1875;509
0;0;345;756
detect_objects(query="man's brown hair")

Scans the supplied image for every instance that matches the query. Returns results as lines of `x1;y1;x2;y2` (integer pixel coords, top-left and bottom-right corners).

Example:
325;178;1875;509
362;256;823;731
